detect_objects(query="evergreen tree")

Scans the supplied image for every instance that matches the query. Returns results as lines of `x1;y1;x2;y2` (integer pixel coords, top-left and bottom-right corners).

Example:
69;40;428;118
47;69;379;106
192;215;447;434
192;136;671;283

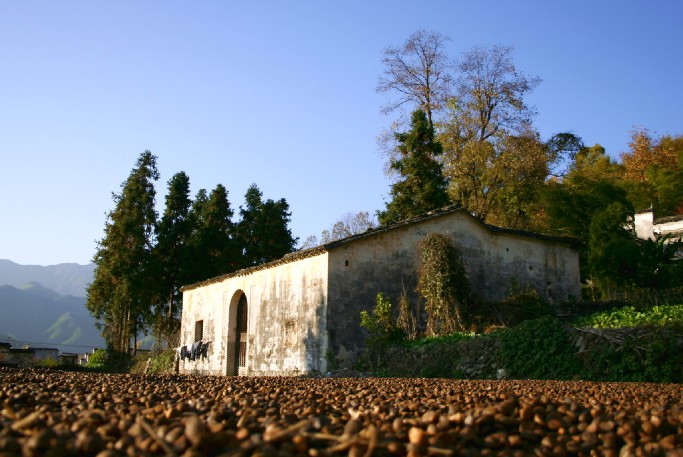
237;184;297;266
379;109;450;225
153;171;192;346
186;184;240;282
86;151;159;355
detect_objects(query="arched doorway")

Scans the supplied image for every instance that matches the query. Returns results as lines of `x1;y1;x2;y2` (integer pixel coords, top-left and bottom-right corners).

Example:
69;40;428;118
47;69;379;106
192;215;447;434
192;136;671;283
226;290;248;375
235;293;248;375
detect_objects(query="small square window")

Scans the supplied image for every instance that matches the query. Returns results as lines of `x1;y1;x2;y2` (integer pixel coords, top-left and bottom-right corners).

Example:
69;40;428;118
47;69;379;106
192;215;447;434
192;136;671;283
195;320;204;342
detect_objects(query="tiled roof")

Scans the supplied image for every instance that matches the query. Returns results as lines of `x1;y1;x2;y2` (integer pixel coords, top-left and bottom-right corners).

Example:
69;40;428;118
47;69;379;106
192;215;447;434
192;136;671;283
181;206;578;291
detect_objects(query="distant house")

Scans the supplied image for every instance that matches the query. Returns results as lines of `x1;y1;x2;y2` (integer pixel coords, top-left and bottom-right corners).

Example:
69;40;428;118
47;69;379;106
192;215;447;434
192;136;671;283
58;353;79;366
10;348;35;368
179;207;580;377
634;210;683;243
31;347;60;364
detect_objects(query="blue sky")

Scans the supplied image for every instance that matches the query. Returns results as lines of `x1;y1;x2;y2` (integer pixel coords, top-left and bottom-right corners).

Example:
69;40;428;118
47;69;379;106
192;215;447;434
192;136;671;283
1;1;681;266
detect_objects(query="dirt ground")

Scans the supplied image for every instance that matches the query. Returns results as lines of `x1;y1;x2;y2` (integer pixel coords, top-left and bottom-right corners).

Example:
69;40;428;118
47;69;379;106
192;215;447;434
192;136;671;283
1;368;682;456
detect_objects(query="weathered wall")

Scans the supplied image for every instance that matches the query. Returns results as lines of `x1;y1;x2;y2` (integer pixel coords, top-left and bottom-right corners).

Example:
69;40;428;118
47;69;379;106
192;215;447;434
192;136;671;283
326;211;580;367
179;252;329;376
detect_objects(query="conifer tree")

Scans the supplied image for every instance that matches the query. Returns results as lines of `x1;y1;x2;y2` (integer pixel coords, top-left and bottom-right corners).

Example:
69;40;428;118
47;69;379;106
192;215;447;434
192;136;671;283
186;184;240;282
237;184;297;266
86;151;159;355
379;109;450;225
153;171;192;346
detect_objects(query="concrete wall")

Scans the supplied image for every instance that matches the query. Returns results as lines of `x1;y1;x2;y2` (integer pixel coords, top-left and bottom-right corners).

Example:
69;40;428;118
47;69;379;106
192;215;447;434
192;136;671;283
180;252;329;376
634;211;655;240
326;211;580;366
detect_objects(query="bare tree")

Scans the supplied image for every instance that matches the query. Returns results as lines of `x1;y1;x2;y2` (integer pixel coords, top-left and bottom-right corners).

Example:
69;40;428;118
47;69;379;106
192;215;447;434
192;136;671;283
441;45;544;225
320;211;377;244
377;29;453;130
450;45;541;143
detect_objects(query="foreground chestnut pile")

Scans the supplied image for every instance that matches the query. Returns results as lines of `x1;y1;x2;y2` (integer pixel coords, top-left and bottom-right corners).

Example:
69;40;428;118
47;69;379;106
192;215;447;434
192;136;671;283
1;368;681;456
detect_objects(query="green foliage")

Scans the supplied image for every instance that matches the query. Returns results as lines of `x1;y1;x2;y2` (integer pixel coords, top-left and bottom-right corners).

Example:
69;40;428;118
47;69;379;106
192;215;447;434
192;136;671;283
86;151;160;355
543;173;632;280
574;304;683;328
360;293;406;349
498;316;583;380
378;109;450;226
238;184;298;267
147;350;176;374
580;326;683;383
417;233;471;334
404;331;479;348
588;202;639;287
186;184;241;282
636;236;683;289
154;171;193;347
85;348;109;370
325;350;339;371
36;356;59;368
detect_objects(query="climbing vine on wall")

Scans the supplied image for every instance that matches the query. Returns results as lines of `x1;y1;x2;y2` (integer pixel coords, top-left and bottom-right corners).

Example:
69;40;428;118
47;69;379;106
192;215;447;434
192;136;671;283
417;233;471;335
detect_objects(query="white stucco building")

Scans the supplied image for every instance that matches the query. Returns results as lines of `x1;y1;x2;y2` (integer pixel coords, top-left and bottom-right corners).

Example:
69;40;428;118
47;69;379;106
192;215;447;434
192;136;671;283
633;209;683;242
179;207;580;376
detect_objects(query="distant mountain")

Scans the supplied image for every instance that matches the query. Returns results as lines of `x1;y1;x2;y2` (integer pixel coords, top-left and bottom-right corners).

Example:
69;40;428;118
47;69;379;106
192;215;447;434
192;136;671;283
0;259;94;297
0;283;105;353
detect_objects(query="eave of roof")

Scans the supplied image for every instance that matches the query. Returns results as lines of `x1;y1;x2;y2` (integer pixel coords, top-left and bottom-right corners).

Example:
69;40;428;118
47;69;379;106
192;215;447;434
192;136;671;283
655;214;683;224
181;206;578;292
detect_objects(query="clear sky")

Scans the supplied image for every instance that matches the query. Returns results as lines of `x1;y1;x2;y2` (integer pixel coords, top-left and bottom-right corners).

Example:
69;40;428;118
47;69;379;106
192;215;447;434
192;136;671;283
1;1;681;266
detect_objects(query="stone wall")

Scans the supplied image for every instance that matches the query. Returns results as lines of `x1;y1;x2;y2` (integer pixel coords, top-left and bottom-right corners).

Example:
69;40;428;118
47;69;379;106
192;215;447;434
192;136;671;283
179;252;329;376
379;338;503;379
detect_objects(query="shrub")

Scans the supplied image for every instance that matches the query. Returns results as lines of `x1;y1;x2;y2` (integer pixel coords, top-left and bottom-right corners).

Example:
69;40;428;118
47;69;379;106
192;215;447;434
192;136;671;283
498;316;583;380
147;350;176;374
85;348;109;370
360;293;406;349
36;356;59;368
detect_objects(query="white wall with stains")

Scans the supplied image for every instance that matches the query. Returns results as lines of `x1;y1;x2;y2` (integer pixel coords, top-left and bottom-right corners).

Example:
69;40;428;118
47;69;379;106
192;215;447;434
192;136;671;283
179;251;329;376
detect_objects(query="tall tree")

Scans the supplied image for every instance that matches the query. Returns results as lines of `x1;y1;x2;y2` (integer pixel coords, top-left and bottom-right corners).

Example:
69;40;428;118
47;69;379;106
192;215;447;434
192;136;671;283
377;29;452;130
378;109;450;226
153;171;192;346
86;151;159;355
542;146;630;279
237;184;297;266
186;184;240;282
487;131;551;229
620;130;683;215
441;45;543;224
620;128;678;183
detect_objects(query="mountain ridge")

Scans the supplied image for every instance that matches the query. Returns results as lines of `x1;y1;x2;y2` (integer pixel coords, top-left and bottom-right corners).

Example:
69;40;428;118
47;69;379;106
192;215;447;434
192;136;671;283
0;259;94;297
